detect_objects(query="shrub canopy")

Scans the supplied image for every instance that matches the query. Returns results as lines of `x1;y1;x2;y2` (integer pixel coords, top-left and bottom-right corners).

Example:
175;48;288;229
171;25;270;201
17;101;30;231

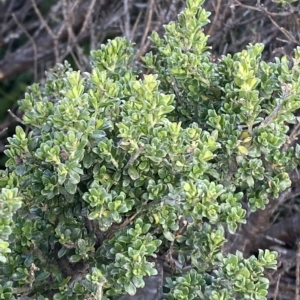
1;0;300;299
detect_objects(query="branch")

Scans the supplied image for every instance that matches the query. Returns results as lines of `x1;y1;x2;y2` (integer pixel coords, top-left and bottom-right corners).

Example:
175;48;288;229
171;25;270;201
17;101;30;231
255;213;300;251
0;0;124;81
225;195;285;256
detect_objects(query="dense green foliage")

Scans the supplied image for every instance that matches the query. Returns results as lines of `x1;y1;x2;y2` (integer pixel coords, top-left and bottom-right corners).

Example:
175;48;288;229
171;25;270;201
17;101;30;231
1;0;300;298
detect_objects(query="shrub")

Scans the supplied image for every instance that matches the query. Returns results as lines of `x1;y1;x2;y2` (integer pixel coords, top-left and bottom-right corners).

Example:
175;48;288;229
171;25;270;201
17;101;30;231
1;0;300;299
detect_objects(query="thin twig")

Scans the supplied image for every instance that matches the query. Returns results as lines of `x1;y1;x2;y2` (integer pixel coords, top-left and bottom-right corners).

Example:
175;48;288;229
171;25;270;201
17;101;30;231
12;13;38;81
267;14;299;45
139;0;154;50
136;2;164;61
61;0;75;47
207;0;222;36
77;0;97;39
0;127;8;137
60;0;82;70
8;109;24;124
89;7;96;51
296;241;300;300
259;84;293;128
283;121;300;151
30;0;60;62
30;0;55;37
277;187;292;205
234;0;294;17
273;274;281;300
123;0;131;40
130;11;142;41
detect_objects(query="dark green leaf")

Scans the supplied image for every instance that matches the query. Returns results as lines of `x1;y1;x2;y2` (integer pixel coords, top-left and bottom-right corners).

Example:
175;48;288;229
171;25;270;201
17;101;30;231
35;271;51;281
